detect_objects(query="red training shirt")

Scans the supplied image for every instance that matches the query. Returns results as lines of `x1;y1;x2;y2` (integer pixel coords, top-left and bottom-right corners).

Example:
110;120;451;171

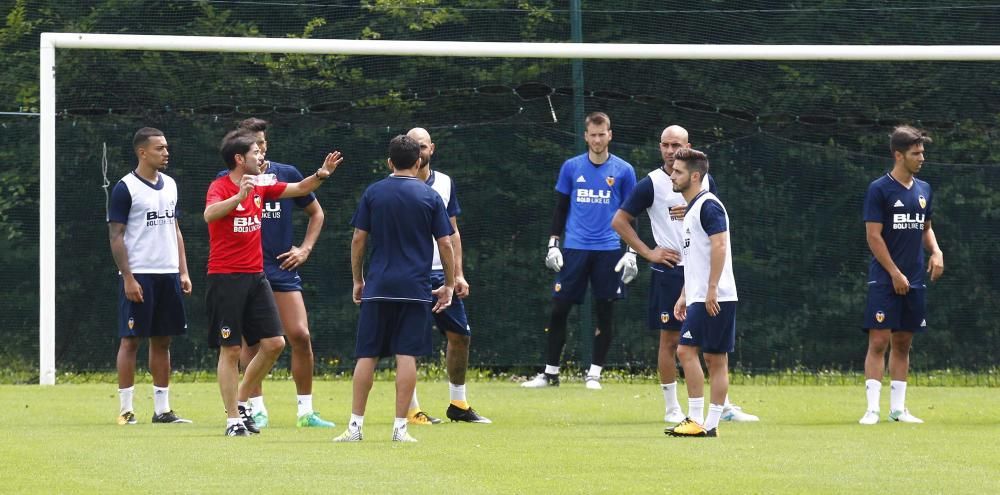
205;176;288;274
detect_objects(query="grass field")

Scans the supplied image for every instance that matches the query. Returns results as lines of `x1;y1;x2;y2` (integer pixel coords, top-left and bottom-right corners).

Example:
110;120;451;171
1;379;998;494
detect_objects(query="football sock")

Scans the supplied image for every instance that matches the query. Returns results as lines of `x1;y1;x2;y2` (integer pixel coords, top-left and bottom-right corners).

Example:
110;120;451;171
545;298;573;367
237;401;249;414
227;417;241;428
153;385;170;414
688;396;705;424
587;364;603;378
449;383;467;402
591;299;615;366
723;395;732;409
544;365;560;376
296;394;313;417
349;414;364;431
889;380;907;412
249;395;267;415
409;390;421;411
705;404;724;431
118;386;134;414
662;382;680;411
393;417;408;430
865;379;882;412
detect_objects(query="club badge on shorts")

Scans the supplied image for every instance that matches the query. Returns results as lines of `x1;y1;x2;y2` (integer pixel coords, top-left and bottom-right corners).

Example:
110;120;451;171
875;311;885;324
661;312;670;324
554;283;562;292
221;326;231;339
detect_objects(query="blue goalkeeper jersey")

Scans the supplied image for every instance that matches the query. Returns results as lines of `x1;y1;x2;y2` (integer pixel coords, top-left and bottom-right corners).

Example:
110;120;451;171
555;152;636;251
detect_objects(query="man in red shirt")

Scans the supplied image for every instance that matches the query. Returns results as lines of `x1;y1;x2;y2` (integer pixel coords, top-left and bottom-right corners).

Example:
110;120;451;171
204;130;343;437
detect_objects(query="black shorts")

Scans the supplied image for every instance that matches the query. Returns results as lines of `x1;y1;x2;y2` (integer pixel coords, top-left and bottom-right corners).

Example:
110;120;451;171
118;273;187;338
205;273;283;348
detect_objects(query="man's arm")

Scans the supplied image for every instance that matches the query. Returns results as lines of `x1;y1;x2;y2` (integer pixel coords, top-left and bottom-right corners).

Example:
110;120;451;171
611;209;680;267
279;151;343;199
175;223;192;295
705;231;727;317
448;216;470;298
433;235;456;313
923;219;944;281
865;222;910;295
278;200;325;271
204;176;254;223
350;228;368;304
109;222;142;303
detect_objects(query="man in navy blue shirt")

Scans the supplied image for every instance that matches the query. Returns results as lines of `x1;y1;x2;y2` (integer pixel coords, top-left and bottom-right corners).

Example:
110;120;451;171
334;135;456;443
228;118;334;429
859;125;944;425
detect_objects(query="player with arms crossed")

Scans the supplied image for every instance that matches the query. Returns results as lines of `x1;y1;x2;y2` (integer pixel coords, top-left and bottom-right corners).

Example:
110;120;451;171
859;125;943;425
405;127;491;424
227;118;334;429
108;127;192;425
522;112;638;390
664;148;738;438
334;135;455;443
205;130;343;436
613;125;757;424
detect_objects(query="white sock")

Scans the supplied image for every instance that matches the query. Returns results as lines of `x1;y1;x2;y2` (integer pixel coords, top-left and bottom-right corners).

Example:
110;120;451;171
297;395;313;417
865;379;882;412
688;396;705;424
238;401;249;413
152;386;170;414
409;390;421;411
118;386;134;414
449;383;467;403
723;395;732;409
890;380;907;412
248;396;267;415
393;417;408;430
348;414;364;431
226;417;241;428
705;404;724;431
587;364;603;378
661;382;680;411
544;364;560;375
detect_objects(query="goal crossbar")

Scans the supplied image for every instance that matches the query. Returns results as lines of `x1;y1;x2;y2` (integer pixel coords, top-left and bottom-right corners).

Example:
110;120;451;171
38;32;1000;384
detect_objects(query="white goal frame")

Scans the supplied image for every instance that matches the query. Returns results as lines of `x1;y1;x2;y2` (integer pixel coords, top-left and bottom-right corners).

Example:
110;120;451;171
38;32;1000;384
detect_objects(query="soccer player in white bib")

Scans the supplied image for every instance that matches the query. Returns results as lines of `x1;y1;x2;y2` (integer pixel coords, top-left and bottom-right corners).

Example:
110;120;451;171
613;125;757;425
107;127;193;425
522;112;638;390
404;127;491;425
663;148;737;438
859;126;943;425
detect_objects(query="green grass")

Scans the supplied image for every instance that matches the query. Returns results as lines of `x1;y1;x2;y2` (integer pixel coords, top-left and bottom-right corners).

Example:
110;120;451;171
1;379;998;494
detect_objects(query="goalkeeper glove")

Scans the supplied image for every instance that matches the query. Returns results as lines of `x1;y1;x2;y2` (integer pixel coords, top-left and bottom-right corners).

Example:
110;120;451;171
545;238;563;272
614;248;639;284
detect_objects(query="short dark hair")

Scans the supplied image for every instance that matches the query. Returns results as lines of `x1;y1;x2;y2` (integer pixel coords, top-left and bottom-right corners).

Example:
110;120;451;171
219;130;257;169
585;111;610;129
388;135;420;170
238;117;268;134
673;148;710;178
890;125;932;155
133;127;164;151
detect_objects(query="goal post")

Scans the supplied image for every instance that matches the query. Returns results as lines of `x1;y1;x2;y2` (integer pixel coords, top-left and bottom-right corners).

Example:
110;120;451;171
37;32;1000;384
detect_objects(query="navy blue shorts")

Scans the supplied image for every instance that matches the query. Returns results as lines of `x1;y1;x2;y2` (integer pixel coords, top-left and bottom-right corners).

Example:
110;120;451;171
863;284;927;333
118;273;187;338
205;273;284;348
552;248;626;304
648;265;684;331
264;263;303;292
679;301;737;354
429;271;471;336
356;301;433;358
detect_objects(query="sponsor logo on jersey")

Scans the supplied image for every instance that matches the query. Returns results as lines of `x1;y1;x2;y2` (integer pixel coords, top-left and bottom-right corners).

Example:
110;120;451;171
875;310;885;324
233;215;262;233
145;209;176;226
661;312;670;324
576;188;611;204
893;199;904;208
918;195;926;209
262;201;282;219
235;203;246;212
605;176;615;187
892;213;925;230
220;326;231;339
576;175;587;183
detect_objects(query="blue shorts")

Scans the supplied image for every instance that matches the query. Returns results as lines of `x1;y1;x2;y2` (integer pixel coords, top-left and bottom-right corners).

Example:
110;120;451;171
356;301;433;358
205;273;283;348
863;284;927;333
648;265;684;331
429;271;471;336
118;273;187;338
679;301;737;354
552;248;626;304
264;263;303;292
